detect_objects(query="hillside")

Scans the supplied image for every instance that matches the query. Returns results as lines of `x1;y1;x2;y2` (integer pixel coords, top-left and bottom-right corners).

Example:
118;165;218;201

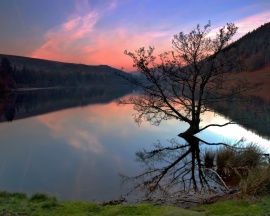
209;22;270;139
231;22;270;72
0;54;132;89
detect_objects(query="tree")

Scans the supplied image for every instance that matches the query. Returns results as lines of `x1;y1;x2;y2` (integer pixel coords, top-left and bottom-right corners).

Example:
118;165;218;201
117;21;260;137
0;57;12;73
0;57;16;90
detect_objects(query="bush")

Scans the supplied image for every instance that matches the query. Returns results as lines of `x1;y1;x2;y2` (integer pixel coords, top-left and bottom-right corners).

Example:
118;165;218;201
216;143;263;179
0;191;27;199
41;197;59;209
30;193;50;202
240;166;270;196
204;149;215;168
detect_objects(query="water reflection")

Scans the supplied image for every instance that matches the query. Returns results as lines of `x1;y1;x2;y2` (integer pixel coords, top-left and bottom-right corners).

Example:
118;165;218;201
210;96;270;140
122;137;229;198
0;89;269;202
0;86;133;122
0;97;183;201
121;136;264;206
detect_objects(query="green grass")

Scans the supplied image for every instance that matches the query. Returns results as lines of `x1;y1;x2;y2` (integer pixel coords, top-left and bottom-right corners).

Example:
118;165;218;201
2;191;270;215
192;198;270;216
0;192;202;216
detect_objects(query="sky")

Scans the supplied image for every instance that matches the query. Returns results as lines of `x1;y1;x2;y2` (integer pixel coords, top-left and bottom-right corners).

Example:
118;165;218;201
0;0;270;72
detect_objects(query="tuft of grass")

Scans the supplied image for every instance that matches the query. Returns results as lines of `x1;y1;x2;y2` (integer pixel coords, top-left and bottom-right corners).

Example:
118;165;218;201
41;197;59;209
0;191;26;199
257;196;270;215
204;149;215;168
240;165;270;196
30;193;50;202
216;143;263;186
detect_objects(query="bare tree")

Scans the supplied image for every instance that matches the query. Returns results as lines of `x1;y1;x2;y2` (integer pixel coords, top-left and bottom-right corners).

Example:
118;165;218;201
117;21;260;137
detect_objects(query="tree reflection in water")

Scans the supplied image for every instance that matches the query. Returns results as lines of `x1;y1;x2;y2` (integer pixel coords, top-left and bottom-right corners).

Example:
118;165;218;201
121;136;238;206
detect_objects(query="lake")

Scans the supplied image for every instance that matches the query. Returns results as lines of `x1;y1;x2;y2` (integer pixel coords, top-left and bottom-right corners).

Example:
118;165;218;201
0;87;269;202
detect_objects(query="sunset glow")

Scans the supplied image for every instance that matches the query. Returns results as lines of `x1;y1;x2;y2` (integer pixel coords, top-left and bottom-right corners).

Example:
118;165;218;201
0;0;270;71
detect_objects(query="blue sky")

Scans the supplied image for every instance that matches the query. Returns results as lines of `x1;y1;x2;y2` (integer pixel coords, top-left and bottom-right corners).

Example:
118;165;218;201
0;0;269;71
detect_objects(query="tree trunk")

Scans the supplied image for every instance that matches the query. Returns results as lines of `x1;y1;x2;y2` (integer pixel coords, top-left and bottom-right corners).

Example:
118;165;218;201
178;122;200;137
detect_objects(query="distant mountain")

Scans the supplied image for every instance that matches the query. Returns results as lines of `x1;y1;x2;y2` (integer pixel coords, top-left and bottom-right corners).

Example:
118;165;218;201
129;71;141;76
0;57;16;90
230;22;270;72
0;54;132;89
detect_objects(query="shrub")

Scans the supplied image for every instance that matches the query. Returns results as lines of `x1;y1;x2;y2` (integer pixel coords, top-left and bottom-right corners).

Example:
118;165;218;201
0;191;27;199
41;197;59;209
204;149;215;168
216;143;263;179
30;193;50;202
240;165;270;196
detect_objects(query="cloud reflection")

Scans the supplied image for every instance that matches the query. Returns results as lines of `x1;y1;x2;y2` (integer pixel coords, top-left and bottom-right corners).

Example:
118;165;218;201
36;108;104;154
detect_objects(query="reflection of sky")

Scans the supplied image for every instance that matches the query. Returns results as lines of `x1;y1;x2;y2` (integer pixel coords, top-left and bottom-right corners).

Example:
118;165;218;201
197;111;270;150
0;100;269;201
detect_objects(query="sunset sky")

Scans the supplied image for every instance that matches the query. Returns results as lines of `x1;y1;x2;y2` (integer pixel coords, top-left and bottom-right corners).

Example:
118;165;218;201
0;0;269;71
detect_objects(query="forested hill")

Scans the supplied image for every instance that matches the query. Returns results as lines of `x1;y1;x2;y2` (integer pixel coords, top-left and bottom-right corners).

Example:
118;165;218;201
231;22;270;72
0;54;132;90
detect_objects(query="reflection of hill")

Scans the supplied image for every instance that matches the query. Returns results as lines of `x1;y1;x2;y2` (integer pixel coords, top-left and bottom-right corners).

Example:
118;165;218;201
0;86;133;122
211;96;270;140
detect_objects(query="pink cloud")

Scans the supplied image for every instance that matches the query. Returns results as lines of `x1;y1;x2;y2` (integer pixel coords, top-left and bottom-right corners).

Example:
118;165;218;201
31;12;173;71
209;10;270;41
80;28;173;71
234;10;270;39
31;10;99;61
63;17;81;31
31;2;270;73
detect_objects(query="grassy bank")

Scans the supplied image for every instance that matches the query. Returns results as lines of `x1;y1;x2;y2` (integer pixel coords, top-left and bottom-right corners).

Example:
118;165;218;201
0;191;200;216
1;191;270;216
192;197;270;216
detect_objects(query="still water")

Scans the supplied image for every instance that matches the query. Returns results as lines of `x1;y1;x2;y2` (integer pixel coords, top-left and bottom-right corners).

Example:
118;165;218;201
0;88;269;201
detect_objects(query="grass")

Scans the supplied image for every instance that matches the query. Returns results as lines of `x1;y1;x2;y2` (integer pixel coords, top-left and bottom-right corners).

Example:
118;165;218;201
216;143;262;177
0;191;202;216
192;199;263;216
240;165;270;196
204;143;270;198
2;191;270;215
207;143;263;188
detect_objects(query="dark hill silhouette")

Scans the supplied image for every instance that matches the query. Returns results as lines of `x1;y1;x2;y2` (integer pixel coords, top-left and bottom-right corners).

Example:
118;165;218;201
0;54;132;89
229;22;270;72
0;57;16;90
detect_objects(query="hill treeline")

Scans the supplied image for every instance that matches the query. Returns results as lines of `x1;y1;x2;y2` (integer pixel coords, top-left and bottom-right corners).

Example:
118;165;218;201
0;54;132;91
233;22;270;71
